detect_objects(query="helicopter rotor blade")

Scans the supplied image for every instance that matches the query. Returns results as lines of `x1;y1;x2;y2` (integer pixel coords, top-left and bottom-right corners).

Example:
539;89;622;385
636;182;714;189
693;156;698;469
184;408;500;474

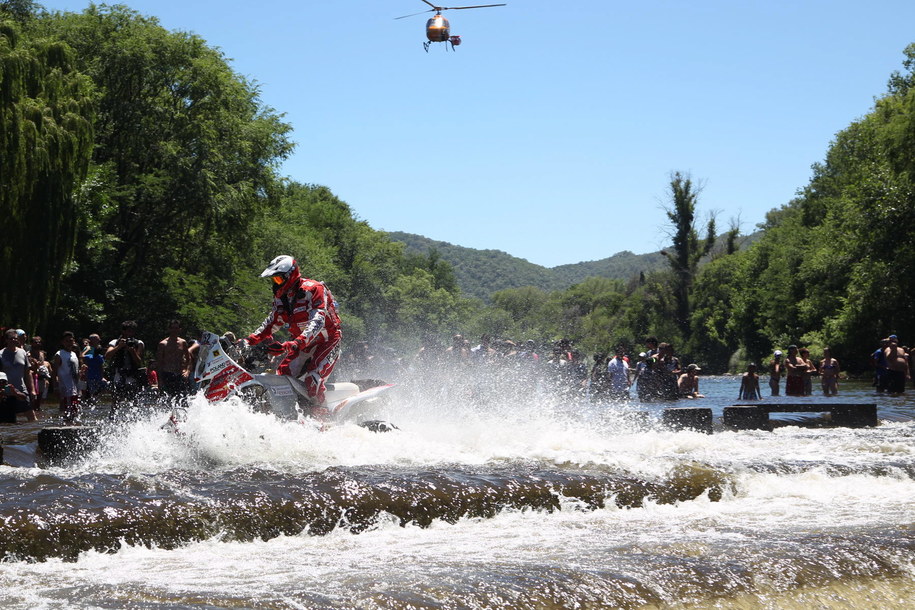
395;2;506;20
394;9;435;19
438;4;507;10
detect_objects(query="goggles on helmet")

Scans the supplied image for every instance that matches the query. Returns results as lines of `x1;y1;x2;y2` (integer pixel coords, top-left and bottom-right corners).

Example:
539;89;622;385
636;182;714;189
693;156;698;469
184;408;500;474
271;275;286;285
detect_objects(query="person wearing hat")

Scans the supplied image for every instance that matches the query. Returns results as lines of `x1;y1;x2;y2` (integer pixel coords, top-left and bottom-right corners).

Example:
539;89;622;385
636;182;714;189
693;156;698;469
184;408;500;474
0;371;31;423
677;363;705;399
883;335;910;394
768;349;783;396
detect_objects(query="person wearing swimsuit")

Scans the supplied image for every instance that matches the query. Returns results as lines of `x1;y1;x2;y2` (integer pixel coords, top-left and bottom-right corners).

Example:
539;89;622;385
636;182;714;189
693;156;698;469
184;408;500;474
769;350;783;396
819;347;840;396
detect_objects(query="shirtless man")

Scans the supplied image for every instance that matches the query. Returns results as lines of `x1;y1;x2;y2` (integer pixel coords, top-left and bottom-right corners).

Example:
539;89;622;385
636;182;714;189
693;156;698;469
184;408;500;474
156;320;191;399
799;347;817;396
784;345;806;397
884;334;910;394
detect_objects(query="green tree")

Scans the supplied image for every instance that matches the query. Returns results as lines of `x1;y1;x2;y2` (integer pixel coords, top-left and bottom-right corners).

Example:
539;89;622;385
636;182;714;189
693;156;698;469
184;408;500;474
660;171;715;339
38;5;293;335
402;248;458;294
688;252;744;370
384;269;465;341
0;20;94;330
0;1;40;23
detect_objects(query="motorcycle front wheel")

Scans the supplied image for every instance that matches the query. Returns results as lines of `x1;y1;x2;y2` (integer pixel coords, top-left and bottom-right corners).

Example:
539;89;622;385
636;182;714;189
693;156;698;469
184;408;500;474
239;385;271;414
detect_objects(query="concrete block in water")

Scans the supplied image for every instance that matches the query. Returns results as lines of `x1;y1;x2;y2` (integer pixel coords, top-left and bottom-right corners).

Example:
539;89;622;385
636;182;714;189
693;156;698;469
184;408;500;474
723;405;770;431
662;407;713;434
37;426;100;466
829;404;878;428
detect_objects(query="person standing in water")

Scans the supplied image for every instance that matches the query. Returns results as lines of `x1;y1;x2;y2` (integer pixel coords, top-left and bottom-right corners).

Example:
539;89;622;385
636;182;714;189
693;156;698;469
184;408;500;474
739;363;762;400
156;319;192;403
768;350;783;396
819;347;840;396
883;335;910;394
52;331;83;424
784;345;806;397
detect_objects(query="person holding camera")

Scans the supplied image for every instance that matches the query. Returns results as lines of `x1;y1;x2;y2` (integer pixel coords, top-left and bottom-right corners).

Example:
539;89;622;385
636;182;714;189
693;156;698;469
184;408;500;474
105;320;146;413
0;371;31;423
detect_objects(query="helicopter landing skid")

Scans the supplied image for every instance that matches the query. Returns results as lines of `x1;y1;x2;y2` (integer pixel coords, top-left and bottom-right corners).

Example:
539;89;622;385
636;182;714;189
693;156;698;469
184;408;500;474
423;40;458;52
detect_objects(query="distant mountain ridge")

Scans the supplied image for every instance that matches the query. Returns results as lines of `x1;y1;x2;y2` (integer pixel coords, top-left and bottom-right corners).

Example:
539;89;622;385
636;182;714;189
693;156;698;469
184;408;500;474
387;232;668;301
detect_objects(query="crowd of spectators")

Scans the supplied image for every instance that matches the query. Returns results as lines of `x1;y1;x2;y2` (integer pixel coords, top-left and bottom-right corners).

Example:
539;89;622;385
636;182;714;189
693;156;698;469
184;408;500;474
760;335;913;398
3;322;912;425
0;320;196;425
337;334;708;404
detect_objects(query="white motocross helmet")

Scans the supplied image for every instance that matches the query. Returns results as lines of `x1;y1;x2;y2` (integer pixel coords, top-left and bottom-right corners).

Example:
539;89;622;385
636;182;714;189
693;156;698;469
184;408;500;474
261;255;300;295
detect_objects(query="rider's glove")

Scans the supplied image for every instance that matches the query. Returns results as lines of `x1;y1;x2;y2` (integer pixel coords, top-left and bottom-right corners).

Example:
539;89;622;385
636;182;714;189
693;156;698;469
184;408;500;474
281;340;300;354
246;333;260;346
265;341;286;356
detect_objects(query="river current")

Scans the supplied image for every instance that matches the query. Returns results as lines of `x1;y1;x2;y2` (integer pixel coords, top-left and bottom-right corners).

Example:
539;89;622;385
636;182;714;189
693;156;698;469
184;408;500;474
1;366;914;609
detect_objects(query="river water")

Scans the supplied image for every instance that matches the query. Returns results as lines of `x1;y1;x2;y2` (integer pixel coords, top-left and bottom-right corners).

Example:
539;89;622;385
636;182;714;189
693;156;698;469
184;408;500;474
1;366;914;609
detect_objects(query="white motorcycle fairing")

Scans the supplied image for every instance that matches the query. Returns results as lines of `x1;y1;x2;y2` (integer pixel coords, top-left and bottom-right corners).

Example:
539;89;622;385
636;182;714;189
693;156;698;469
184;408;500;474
192;331;394;425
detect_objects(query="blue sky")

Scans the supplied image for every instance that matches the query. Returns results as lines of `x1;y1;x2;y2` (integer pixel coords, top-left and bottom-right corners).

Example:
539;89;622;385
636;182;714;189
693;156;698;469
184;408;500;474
44;1;915;267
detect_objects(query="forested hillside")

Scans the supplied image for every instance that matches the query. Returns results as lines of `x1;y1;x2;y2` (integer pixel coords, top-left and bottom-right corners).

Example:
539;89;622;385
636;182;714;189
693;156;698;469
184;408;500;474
3;2;915;373
387;232;667;301
387;231;756;303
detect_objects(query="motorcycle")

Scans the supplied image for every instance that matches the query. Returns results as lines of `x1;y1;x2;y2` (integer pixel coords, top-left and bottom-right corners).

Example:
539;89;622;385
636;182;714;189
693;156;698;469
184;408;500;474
167;331;396;432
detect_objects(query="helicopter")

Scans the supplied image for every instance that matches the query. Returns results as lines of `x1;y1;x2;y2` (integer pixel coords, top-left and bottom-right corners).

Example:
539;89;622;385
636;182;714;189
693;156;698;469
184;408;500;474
395;1;506;52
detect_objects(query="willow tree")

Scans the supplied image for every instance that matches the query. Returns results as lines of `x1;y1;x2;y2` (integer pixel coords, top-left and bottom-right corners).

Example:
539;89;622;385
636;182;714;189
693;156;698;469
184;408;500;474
0;20;94;330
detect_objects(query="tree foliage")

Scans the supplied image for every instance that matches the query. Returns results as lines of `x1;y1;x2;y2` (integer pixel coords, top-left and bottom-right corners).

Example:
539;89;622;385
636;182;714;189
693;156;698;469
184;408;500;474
33;5;294;337
0;19;94;331
660;171;716;339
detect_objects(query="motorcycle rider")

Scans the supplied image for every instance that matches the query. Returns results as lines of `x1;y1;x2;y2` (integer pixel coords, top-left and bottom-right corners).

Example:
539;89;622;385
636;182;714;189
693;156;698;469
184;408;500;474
243;255;342;408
